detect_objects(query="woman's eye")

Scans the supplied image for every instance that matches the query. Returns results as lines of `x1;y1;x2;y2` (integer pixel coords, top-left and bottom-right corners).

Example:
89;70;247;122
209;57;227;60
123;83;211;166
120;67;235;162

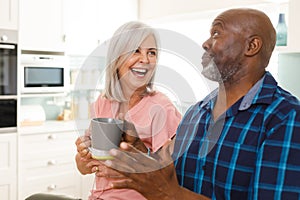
134;49;140;53
148;51;156;56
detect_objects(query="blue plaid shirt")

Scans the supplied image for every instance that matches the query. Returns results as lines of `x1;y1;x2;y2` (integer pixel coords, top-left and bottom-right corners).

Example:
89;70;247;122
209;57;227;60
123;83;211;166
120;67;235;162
173;72;300;199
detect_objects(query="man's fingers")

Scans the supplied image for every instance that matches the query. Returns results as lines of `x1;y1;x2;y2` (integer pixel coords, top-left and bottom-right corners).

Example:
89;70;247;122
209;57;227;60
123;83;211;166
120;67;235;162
95;165;125;178
105;142;161;173
105;149;139;173
110;178;136;190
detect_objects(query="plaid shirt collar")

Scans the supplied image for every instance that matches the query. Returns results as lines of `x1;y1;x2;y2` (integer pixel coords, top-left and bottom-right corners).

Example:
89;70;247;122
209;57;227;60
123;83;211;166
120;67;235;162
200;71;277;115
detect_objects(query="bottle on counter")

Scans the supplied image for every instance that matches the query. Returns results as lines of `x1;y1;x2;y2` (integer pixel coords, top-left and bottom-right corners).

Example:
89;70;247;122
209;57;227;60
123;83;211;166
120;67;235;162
276;13;288;46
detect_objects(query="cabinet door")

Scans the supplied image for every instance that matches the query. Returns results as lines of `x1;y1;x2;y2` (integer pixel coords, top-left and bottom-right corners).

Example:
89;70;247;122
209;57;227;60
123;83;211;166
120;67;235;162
288;0;300;52
18;131;81;199
0;133;17;200
19;0;65;52
0;0;18;30
63;0;99;55
63;0;138;55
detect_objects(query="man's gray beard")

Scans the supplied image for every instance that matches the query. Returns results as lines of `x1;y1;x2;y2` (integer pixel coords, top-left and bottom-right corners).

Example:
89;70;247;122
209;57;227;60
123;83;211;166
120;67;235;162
201;59;240;83
201;60;222;82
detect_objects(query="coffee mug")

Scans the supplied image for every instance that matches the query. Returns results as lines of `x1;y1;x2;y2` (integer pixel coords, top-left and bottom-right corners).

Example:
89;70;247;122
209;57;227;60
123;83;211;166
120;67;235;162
90;117;124;160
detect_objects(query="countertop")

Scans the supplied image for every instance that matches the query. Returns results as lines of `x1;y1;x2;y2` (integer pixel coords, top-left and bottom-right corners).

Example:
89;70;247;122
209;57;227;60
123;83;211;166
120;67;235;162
18;119;90;135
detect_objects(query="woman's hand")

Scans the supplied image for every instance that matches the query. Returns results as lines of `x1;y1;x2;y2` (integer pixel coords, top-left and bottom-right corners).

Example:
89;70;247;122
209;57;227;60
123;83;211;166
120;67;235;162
75;135;91;158
75;135;95;175
75;134;130;178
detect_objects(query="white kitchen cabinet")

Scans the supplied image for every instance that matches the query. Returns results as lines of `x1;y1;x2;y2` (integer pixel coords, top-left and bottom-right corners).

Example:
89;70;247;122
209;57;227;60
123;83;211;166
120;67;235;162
139;0;286;20
0;0;18;30
0;133;17;200
287;0;300;52
19;0;65;52
18;130;81;199
63;0;138;55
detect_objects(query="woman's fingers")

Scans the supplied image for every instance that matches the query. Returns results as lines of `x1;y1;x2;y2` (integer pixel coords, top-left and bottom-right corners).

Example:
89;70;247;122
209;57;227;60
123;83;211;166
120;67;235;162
76;136;91;157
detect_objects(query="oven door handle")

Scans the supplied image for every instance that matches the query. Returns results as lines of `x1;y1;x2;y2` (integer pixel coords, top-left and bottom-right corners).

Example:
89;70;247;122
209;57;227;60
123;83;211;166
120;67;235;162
0;44;15;49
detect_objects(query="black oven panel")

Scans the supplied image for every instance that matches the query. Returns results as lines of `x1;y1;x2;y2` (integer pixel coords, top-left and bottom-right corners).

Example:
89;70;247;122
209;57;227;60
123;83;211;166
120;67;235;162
0;99;17;130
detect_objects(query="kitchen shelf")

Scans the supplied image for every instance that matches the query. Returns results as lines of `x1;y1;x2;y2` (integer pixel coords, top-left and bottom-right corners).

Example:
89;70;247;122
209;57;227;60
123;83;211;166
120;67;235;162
20;92;68;98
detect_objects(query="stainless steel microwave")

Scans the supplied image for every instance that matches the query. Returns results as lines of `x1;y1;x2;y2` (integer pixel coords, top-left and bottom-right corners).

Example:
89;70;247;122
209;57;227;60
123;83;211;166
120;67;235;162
20;52;69;94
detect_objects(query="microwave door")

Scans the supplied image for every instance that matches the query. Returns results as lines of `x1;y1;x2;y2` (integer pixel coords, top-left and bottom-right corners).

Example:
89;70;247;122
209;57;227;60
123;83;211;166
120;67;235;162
22;66;66;94
24;67;64;87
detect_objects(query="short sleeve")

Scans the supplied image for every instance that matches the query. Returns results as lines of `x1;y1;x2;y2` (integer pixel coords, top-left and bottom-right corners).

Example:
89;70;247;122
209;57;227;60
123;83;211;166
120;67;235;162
151;103;182;152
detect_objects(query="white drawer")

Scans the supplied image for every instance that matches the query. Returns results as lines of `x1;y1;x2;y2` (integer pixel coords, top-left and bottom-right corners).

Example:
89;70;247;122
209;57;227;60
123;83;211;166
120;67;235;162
20;156;77;179
20;171;81;200
19;131;78;159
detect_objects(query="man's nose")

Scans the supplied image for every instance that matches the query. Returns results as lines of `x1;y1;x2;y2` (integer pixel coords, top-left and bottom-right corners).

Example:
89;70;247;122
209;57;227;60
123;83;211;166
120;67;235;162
202;38;211;51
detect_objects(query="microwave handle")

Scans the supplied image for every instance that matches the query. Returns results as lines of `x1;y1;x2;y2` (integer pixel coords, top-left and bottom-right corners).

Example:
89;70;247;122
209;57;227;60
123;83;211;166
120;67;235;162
0;44;15;49
32;56;54;61
38;56;53;60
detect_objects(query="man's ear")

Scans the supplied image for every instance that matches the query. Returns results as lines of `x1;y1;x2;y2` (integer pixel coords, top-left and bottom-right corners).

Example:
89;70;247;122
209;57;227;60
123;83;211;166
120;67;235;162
245;36;262;56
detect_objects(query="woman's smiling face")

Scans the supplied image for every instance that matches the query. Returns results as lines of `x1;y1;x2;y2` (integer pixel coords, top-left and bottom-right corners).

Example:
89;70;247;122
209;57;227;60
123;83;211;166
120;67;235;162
118;35;157;92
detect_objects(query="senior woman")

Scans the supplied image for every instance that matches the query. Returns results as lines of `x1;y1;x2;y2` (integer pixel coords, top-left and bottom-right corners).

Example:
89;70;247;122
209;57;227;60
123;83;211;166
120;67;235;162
75;21;182;200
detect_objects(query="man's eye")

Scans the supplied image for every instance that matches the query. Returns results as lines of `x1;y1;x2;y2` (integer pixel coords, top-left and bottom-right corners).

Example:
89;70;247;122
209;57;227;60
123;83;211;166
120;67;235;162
212;31;219;37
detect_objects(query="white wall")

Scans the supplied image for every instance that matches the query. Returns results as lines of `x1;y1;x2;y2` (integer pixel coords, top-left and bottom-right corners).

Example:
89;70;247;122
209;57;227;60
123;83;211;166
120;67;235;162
139;1;289;108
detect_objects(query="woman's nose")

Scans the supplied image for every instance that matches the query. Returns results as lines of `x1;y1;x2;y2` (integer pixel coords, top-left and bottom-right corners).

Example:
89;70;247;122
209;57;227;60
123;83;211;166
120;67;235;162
139;51;149;63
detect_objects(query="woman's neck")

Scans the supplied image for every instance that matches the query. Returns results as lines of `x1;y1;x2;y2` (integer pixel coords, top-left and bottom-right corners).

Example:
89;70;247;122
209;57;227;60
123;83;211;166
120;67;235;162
119;87;145;115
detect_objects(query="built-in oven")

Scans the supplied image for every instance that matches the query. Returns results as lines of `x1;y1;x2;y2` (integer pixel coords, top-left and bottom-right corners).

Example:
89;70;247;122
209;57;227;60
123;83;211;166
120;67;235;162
0;98;17;132
0;29;17;95
0;29;18;132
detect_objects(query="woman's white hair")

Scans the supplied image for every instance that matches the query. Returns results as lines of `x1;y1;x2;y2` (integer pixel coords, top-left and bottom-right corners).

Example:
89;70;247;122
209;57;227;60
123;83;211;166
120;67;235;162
103;21;160;102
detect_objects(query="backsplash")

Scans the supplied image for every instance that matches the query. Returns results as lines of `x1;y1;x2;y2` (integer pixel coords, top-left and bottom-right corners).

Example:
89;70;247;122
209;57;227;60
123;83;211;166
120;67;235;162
21;96;65;120
278;53;300;99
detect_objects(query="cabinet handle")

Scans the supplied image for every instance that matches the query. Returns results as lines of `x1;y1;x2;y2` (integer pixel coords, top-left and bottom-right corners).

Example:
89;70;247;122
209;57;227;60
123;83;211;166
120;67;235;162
48;134;57;140
47;184;57;191
47;160;57;166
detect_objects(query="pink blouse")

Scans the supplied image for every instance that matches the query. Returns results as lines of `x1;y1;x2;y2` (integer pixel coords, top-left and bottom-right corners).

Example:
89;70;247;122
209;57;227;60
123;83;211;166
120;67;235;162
88;91;182;200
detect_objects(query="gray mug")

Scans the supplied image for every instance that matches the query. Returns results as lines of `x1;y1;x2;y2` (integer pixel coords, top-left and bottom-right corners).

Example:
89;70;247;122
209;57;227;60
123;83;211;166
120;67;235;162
90;117;124;160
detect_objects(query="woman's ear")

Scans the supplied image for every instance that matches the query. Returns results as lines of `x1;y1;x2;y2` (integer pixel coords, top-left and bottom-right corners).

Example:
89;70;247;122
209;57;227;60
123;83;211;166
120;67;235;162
245;36;262;56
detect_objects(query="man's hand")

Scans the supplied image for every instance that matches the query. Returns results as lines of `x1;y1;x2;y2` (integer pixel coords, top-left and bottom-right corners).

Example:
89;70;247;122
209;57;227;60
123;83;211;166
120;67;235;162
122;120;148;153
103;142;180;200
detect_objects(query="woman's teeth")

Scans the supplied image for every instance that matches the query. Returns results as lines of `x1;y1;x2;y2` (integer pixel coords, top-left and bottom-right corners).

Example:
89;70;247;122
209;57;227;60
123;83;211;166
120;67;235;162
131;68;147;76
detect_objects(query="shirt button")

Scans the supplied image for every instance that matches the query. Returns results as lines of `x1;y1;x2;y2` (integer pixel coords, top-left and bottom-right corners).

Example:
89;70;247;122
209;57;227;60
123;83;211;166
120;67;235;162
202;165;206;171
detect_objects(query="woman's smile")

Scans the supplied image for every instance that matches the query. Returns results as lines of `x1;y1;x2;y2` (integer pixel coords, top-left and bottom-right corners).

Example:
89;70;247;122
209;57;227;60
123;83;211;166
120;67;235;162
130;67;149;77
